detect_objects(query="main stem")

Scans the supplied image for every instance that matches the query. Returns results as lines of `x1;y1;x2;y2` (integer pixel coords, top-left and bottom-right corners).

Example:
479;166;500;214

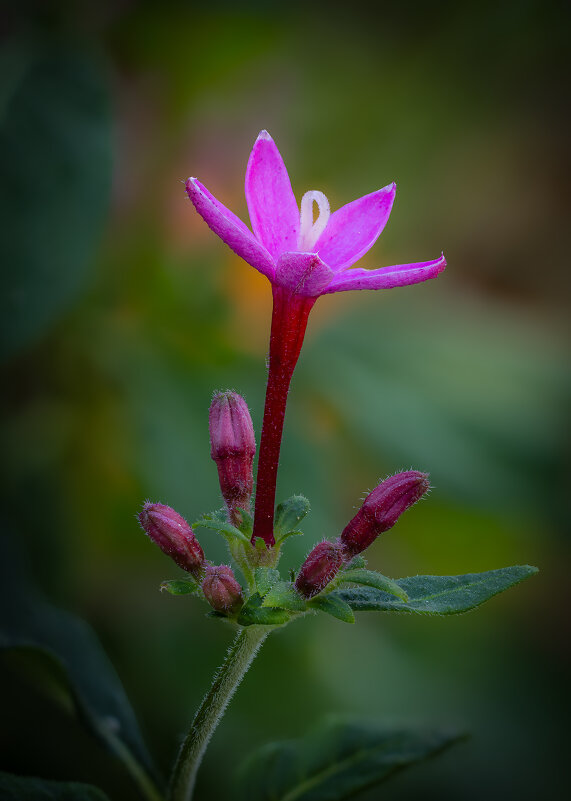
169;626;268;801
252;286;316;546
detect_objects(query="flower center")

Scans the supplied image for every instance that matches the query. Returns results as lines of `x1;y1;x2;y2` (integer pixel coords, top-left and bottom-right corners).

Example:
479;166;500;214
298;190;330;252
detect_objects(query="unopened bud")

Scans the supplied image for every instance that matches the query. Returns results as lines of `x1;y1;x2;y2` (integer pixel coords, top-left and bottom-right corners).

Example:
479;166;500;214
209;391;256;525
138;502;204;576
295;540;344;599
202;565;243;614
340;471;430;559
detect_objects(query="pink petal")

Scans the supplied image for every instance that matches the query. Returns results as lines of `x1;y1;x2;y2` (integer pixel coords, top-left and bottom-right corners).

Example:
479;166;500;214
186;178;275;280
314;184;396;272
322;253;447;293
275;252;334;297
245;131;300;260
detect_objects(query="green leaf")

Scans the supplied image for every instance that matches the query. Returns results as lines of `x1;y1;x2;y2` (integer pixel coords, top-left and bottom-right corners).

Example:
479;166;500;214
308;594;355;624
255;568;281;597
0;771;111;800
0;38;112;361
262;582;307;612
336;565;538;615
339;569;409;603
0;537;160;790
237;593;293;627
160;578;200;595
236;718;462;801
274;495;310;539
193;516;251;546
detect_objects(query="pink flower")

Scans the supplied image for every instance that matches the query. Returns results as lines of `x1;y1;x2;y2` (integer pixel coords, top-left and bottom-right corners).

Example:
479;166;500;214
186;130;446;298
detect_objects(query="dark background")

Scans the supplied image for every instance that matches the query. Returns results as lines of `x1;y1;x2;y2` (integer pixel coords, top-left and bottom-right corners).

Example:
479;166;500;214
1;1;569;799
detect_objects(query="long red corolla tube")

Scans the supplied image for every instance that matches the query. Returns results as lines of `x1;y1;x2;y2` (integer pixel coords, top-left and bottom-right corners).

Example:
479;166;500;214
251;287;316;546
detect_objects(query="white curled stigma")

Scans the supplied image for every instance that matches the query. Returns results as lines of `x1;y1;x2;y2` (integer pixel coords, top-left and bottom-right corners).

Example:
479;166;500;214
298;190;330;251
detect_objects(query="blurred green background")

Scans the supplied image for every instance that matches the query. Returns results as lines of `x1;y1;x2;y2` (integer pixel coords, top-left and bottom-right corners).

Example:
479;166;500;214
1;0;569;799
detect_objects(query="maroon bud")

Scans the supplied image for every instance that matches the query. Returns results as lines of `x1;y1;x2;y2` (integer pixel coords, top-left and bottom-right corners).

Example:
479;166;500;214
138;502;204;576
202;565;243;614
295;540;344;599
209;391;256;525
340;471;430;559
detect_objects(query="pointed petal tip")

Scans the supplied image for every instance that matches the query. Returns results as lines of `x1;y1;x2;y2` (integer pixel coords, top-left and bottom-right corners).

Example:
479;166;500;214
256;129;273;142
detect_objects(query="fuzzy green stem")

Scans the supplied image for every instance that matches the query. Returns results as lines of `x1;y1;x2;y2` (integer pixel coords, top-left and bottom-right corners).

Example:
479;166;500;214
168;626;268;801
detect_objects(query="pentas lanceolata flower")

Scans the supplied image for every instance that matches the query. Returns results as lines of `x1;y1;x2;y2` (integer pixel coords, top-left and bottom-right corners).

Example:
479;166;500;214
133;133;536;801
187;131;446;547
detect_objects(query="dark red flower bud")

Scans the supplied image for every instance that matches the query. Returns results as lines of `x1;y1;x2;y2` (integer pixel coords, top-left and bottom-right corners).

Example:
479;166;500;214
295;540;344;599
340;471;430;559
209;391;256;525
202;565;243;614
138;502;204;576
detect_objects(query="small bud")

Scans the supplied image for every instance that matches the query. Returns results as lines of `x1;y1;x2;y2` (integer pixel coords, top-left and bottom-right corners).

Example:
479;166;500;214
202;565;243;614
138;502;204;576
340;471;430;559
209;391;256;525
295;540;343;599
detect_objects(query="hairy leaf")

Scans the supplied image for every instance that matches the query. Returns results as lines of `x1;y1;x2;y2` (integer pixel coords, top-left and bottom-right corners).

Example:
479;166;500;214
262;582;307;612
237;593;293;627
255;568;281;597
193;516;251;546
236;718;462;801
339;569;409;602
160;578;200;595
336;565;538;615
274;496;310;539
308;594;355;624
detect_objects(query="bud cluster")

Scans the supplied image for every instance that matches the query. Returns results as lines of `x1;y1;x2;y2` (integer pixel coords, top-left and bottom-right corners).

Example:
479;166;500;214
209;391;256;525
294;471;430;599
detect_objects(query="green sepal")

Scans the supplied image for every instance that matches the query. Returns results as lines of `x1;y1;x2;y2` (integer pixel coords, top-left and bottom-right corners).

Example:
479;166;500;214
308;594;355;623
193;514;251;546
236;508;254;536
274;495;310;541
262;582;307;612
339;569;409;602
336;565;538;615
254;536;269;552
237;593;293;627
160;578;200;595
255;567;281;597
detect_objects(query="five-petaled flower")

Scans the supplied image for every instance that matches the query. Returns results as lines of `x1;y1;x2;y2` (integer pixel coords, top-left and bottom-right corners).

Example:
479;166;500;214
186;130;446;298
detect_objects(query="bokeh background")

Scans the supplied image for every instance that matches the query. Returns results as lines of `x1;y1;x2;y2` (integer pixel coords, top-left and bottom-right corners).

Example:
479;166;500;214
1;1;569;799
